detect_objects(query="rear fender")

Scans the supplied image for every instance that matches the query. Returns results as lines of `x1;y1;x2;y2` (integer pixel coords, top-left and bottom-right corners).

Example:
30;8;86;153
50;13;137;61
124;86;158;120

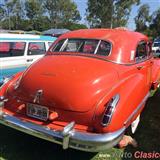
0;72;23;97
93;73;149;133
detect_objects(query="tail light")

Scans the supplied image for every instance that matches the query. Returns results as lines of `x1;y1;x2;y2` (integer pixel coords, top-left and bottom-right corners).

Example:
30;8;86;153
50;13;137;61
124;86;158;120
101;94;120;127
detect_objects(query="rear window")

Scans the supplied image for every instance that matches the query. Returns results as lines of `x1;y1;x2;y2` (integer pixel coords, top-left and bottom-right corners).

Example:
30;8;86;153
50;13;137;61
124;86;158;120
51;39;111;56
0;42;26;57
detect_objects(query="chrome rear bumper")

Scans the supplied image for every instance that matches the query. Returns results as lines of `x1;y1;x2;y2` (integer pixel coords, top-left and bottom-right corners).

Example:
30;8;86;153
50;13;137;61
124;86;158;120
0;113;125;152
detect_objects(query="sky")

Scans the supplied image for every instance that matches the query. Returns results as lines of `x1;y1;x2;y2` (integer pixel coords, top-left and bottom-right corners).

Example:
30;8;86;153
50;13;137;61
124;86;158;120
74;0;160;30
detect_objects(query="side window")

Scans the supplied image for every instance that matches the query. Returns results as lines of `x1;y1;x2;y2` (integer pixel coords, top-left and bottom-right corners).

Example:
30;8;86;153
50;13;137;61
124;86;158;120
135;42;147;62
0;42;25;57
96;40;111;56
28;42;46;56
52;39;65;52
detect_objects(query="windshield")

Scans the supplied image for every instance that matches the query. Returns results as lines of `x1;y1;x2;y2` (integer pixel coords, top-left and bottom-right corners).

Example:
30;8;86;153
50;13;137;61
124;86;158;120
153;42;160;47
51;38;111;56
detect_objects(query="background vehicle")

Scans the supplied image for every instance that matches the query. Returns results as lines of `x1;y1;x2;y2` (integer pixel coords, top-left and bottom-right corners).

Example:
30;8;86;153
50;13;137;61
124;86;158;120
0;33;56;84
152;41;160;56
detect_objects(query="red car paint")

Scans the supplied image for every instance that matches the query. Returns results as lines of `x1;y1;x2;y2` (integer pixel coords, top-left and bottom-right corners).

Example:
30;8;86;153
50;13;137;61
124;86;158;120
0;29;160;151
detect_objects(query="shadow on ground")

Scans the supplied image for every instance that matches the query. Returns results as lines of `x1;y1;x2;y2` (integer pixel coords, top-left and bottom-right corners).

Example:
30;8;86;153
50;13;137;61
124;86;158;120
0;124;96;160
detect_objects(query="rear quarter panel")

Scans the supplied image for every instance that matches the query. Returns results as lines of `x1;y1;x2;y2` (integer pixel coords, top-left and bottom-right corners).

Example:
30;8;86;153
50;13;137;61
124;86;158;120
93;64;149;133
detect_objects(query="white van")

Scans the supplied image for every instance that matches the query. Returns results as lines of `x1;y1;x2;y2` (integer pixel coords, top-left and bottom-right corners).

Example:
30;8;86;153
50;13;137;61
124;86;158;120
0;33;56;84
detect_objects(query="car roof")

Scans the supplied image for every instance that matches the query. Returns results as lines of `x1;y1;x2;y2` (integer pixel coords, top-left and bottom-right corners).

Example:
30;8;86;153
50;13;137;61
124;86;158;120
60;28;146;41
58;28;148;64
0;33;56;41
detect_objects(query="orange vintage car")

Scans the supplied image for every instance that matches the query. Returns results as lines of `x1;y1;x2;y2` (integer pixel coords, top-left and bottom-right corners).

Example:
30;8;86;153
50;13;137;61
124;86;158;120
0;29;160;152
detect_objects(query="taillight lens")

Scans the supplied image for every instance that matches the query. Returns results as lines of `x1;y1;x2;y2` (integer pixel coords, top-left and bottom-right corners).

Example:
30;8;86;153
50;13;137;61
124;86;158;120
101;94;120;127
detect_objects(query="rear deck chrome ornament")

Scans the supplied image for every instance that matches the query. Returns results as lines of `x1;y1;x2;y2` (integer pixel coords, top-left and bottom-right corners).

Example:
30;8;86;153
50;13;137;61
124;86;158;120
33;89;43;104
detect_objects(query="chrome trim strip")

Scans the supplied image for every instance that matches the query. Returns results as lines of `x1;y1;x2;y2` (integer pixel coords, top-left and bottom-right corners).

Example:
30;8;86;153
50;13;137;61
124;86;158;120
94;40;101;54
0;113;125;152
124;93;150;125
60;39;68;51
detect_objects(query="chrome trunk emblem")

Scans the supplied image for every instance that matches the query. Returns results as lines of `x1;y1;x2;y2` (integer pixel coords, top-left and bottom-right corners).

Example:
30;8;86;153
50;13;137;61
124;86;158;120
33;89;43;104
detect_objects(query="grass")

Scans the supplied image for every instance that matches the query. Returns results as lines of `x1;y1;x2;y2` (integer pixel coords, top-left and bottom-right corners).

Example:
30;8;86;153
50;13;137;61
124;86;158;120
0;90;160;160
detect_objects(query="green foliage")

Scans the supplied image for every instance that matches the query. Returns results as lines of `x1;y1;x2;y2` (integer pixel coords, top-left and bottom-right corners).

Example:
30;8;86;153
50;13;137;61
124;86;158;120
135;5;160;39
44;0;81;28
25;0;44;20
25;0;46;30
0;0;25;30
135;4;151;32
86;0;140;28
113;0;140;27
64;23;87;31
0;0;83;31
0;6;5;20
150;8;160;38
86;0;112;28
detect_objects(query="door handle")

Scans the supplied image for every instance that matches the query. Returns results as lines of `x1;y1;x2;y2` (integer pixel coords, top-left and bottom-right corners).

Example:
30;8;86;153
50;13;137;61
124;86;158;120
27;59;33;62
137;66;144;70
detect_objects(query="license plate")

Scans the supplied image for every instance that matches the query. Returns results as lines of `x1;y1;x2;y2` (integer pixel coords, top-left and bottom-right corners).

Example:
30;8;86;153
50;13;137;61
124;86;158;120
26;103;49;121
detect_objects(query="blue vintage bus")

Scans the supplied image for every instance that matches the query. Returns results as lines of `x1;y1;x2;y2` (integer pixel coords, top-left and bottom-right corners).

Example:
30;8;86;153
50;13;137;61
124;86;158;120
0;33;56;84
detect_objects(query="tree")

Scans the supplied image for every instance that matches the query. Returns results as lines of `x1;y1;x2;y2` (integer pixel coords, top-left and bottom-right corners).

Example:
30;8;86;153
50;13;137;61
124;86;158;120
0;0;25;30
25;0;44;30
0;5;5;20
1;0;16;29
64;22;87;30
86;0;140;28
0;0;83;31
149;8;160;38
12;0;25;29
44;0;81;28
0;5;5;28
135;4;151;32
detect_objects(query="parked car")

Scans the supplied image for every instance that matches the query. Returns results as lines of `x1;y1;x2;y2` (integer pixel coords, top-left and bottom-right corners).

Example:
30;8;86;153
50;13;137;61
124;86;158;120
152;41;160;57
0;29;160;152
43;28;70;37
0;33;56;85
